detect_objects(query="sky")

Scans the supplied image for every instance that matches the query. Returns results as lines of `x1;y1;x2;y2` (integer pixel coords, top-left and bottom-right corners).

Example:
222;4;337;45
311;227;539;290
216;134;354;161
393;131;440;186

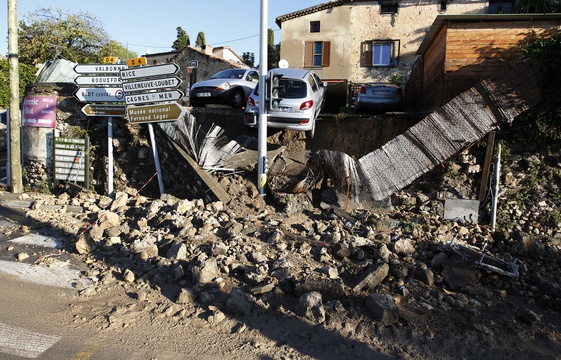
1;0;324;60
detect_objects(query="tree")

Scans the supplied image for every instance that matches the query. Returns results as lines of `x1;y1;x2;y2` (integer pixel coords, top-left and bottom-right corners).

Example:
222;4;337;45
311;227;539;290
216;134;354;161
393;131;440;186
172;27;190;51
99;40;138;61
18;8;114;66
242;52;255;67
267;28;280;70
195;32;206;48
0;60;37;108
514;0;561;13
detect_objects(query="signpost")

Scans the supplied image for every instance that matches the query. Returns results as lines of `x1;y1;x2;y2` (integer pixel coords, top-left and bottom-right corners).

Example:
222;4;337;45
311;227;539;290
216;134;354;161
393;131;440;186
126;56;147;67
124;89;183;105
127;103;186;124
74;87;125;103
53;136;90;187
75;75;122;86
119;63;179;80
122;76;181;92
81;104;126;117
74;64;127;74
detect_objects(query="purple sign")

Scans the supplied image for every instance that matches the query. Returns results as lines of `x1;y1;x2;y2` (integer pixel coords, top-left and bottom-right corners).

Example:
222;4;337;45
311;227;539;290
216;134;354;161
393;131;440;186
22;96;57;128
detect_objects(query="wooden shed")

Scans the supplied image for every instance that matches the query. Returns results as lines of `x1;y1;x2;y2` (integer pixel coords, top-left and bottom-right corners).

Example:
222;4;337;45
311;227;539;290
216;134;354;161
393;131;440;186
406;14;561;113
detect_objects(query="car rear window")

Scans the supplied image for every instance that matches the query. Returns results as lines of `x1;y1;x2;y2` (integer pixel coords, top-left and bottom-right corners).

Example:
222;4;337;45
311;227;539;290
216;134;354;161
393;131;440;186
254;79;308;99
211;69;245;79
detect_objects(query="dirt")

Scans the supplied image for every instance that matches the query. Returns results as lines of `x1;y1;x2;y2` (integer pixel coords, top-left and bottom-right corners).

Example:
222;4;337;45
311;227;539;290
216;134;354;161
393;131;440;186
2;105;561;359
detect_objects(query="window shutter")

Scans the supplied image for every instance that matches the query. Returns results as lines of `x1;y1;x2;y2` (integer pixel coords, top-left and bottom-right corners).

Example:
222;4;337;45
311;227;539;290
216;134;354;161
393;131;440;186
322;41;331;67
361;41;372;67
304;41;313;67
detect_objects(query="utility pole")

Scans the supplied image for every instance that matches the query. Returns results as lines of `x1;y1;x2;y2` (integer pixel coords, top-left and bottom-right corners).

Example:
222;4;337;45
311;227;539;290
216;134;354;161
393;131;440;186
257;0;268;196
8;0;23;193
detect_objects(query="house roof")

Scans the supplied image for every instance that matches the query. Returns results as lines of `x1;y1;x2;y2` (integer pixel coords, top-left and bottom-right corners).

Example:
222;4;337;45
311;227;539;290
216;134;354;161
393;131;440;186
275;0;351;27
416;13;561;55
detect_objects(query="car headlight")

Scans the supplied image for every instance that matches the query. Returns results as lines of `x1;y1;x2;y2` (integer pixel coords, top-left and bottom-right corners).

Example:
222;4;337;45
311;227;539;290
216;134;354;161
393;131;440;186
216;82;231;91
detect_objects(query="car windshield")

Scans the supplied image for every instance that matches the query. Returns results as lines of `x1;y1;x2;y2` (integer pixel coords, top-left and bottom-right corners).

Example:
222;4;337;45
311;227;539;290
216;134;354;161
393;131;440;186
211;69;246;80
254;79;307;98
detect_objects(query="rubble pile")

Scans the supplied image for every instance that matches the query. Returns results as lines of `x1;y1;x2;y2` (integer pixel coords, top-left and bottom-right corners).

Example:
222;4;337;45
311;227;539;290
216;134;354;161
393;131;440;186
11;118;561;358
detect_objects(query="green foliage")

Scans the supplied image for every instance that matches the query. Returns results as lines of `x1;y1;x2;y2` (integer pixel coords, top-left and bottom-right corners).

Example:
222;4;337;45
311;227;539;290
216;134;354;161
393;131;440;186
540;211;561;228
19;8;114;66
99;40;137;61
0;59;38;108
242;52;255;67
389;73;402;85
514;0;561;13
517;31;561;143
172;27;190;51
195;32;206;48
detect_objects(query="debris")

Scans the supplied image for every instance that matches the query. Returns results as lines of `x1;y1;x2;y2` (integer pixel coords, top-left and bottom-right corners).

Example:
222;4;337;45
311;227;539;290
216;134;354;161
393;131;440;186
445;234;519;277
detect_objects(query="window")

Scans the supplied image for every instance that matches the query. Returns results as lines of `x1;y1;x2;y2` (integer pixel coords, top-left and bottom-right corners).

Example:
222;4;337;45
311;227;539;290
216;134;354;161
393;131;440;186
440;0;447;11
304;41;331;67
310;21;320;33
361;40;400;67
488;0;515;13
380;2;399;14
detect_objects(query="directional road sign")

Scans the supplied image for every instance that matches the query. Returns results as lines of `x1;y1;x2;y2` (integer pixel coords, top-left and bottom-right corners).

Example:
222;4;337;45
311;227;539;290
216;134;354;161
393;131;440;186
127;102;186;124
119;63;179;81
122;76;182;93
74;87;125;103
81;104;126;117
75;75;122;86
74;64;127;74
126;57;147;67
124;89;184;105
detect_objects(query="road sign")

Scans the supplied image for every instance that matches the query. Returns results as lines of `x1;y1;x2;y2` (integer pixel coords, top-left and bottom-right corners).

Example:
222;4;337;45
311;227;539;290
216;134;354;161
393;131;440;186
103;57;119;63
120;63;179;80
122;76;182;93
75;75;122;86
74;64;127;74
127;102;186;124
126;57;147;67
124;89;184;105
54;137;88;183
189;60;199;68
81;104;126;117
74;87;125;103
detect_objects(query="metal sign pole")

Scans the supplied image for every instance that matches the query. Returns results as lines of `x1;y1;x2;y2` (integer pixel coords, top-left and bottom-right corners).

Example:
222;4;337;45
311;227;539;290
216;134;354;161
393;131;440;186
257;0;269;196
148;123;165;195
108;116;114;197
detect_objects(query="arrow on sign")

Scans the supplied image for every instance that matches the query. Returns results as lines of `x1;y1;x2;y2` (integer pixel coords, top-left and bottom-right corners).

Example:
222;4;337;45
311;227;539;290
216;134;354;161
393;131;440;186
82;104;126;117
74;87;125;103
124;89;184;105
122;76;182;93
75;75;122;86
74;64;127;74
127;102;186;124
119;63;179;80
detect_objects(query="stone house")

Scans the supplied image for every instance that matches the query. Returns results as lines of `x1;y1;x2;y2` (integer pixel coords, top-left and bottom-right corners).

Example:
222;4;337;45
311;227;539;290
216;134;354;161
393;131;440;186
275;0;493;107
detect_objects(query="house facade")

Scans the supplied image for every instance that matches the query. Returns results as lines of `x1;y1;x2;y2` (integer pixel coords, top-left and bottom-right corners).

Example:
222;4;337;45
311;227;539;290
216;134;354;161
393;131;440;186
276;0;492;106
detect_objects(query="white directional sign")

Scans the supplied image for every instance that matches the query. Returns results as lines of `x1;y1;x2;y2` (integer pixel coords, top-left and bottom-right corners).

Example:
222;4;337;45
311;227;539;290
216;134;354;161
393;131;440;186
122;76;182;93
74;87;125;103
75;75;122;86
127;102;187;124
119;63;179;80
74;64;127;74
124;89;184;105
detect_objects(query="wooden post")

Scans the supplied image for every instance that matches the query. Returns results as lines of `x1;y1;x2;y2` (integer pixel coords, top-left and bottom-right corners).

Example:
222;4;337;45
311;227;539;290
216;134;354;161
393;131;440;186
479;131;496;202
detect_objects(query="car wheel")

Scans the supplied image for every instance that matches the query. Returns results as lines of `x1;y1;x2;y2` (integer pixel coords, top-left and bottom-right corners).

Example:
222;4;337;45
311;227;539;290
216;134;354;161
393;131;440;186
306;120;316;139
230;89;244;109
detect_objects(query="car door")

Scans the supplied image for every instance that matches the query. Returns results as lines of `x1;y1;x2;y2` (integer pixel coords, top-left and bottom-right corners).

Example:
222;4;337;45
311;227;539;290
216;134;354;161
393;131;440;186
308;73;324;118
243;70;259;97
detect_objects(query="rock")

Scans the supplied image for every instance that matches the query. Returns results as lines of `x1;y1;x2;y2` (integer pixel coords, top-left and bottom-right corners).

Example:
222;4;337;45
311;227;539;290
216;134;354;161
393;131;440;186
99;211;120;230
192;257;220;284
518;308;542;325
365;294;399;326
75;233;96;254
295;291;325;324
440;255;481;290
110;192;129;211
318;266;339;279
352;263;389;293
16;252;29;261
166;241;187;260
250;283;275;295
123;269;135;282
332;243;351;258
295;280;346;301
226;288;254;316
176;288;196;304
394;238;415;255
176;199;195;215
414;266;435;287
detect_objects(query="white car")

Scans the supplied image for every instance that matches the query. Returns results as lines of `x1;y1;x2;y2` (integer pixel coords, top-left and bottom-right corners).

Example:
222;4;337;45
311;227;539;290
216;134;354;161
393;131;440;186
244;68;326;139
190;68;259;108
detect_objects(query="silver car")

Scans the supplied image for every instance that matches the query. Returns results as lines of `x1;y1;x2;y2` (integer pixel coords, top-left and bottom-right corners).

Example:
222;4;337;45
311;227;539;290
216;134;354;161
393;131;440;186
190;68;259;108
244;68;326;139
355;83;404;114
